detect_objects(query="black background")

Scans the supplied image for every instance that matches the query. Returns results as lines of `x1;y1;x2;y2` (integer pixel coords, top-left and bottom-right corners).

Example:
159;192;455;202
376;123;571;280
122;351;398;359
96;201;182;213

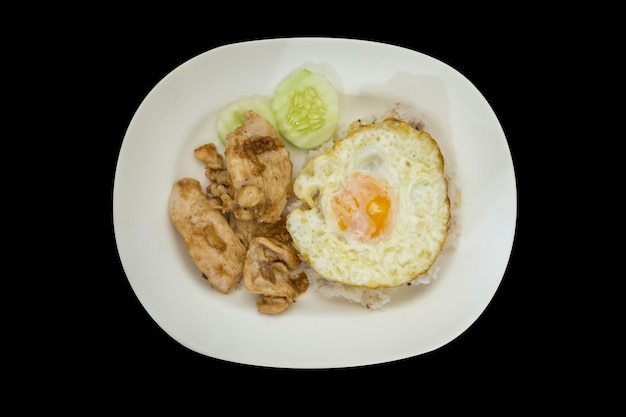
104;26;535;388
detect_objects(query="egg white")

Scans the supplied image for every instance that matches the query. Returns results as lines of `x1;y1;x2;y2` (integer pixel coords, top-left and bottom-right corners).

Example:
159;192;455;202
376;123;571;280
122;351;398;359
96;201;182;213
286;118;450;289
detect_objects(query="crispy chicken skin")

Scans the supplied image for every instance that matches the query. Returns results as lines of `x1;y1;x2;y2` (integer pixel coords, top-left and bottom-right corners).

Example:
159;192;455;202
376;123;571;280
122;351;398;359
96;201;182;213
244;237;309;314
225;110;293;223
169;178;246;293
229;215;293;250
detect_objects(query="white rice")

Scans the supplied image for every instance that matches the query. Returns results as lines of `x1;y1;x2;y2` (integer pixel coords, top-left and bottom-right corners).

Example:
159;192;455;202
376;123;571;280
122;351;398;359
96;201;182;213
288;102;460;310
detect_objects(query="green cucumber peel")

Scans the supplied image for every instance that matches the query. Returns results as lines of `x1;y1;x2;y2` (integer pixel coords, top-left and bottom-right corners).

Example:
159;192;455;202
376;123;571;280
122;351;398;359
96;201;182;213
216;96;278;145
271;69;339;150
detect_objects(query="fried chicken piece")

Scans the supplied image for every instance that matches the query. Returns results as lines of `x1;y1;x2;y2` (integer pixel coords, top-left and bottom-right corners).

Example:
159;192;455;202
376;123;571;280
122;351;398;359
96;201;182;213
225;110;293;223
169;178;246;293
193;143;233;211
194;143;224;170
170;112;304;313
194;143;228;186
243;237;309;314
229;215;293;249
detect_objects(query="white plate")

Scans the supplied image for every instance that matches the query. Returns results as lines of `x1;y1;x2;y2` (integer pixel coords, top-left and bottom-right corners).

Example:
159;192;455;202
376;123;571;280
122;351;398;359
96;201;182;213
113;37;516;368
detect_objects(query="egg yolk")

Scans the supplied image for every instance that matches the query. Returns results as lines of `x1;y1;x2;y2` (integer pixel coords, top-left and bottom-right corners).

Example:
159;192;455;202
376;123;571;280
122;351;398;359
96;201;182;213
330;173;393;243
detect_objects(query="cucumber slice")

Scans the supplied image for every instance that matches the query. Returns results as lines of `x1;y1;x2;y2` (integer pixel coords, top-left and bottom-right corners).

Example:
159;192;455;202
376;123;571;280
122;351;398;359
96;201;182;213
271;69;339;149
216;96;277;144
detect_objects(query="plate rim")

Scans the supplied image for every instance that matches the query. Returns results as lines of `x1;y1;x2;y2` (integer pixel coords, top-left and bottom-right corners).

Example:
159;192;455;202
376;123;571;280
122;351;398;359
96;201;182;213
113;36;517;369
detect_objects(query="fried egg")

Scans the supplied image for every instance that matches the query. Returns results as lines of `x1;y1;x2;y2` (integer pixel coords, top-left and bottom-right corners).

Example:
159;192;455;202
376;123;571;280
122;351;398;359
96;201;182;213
286;118;450;289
